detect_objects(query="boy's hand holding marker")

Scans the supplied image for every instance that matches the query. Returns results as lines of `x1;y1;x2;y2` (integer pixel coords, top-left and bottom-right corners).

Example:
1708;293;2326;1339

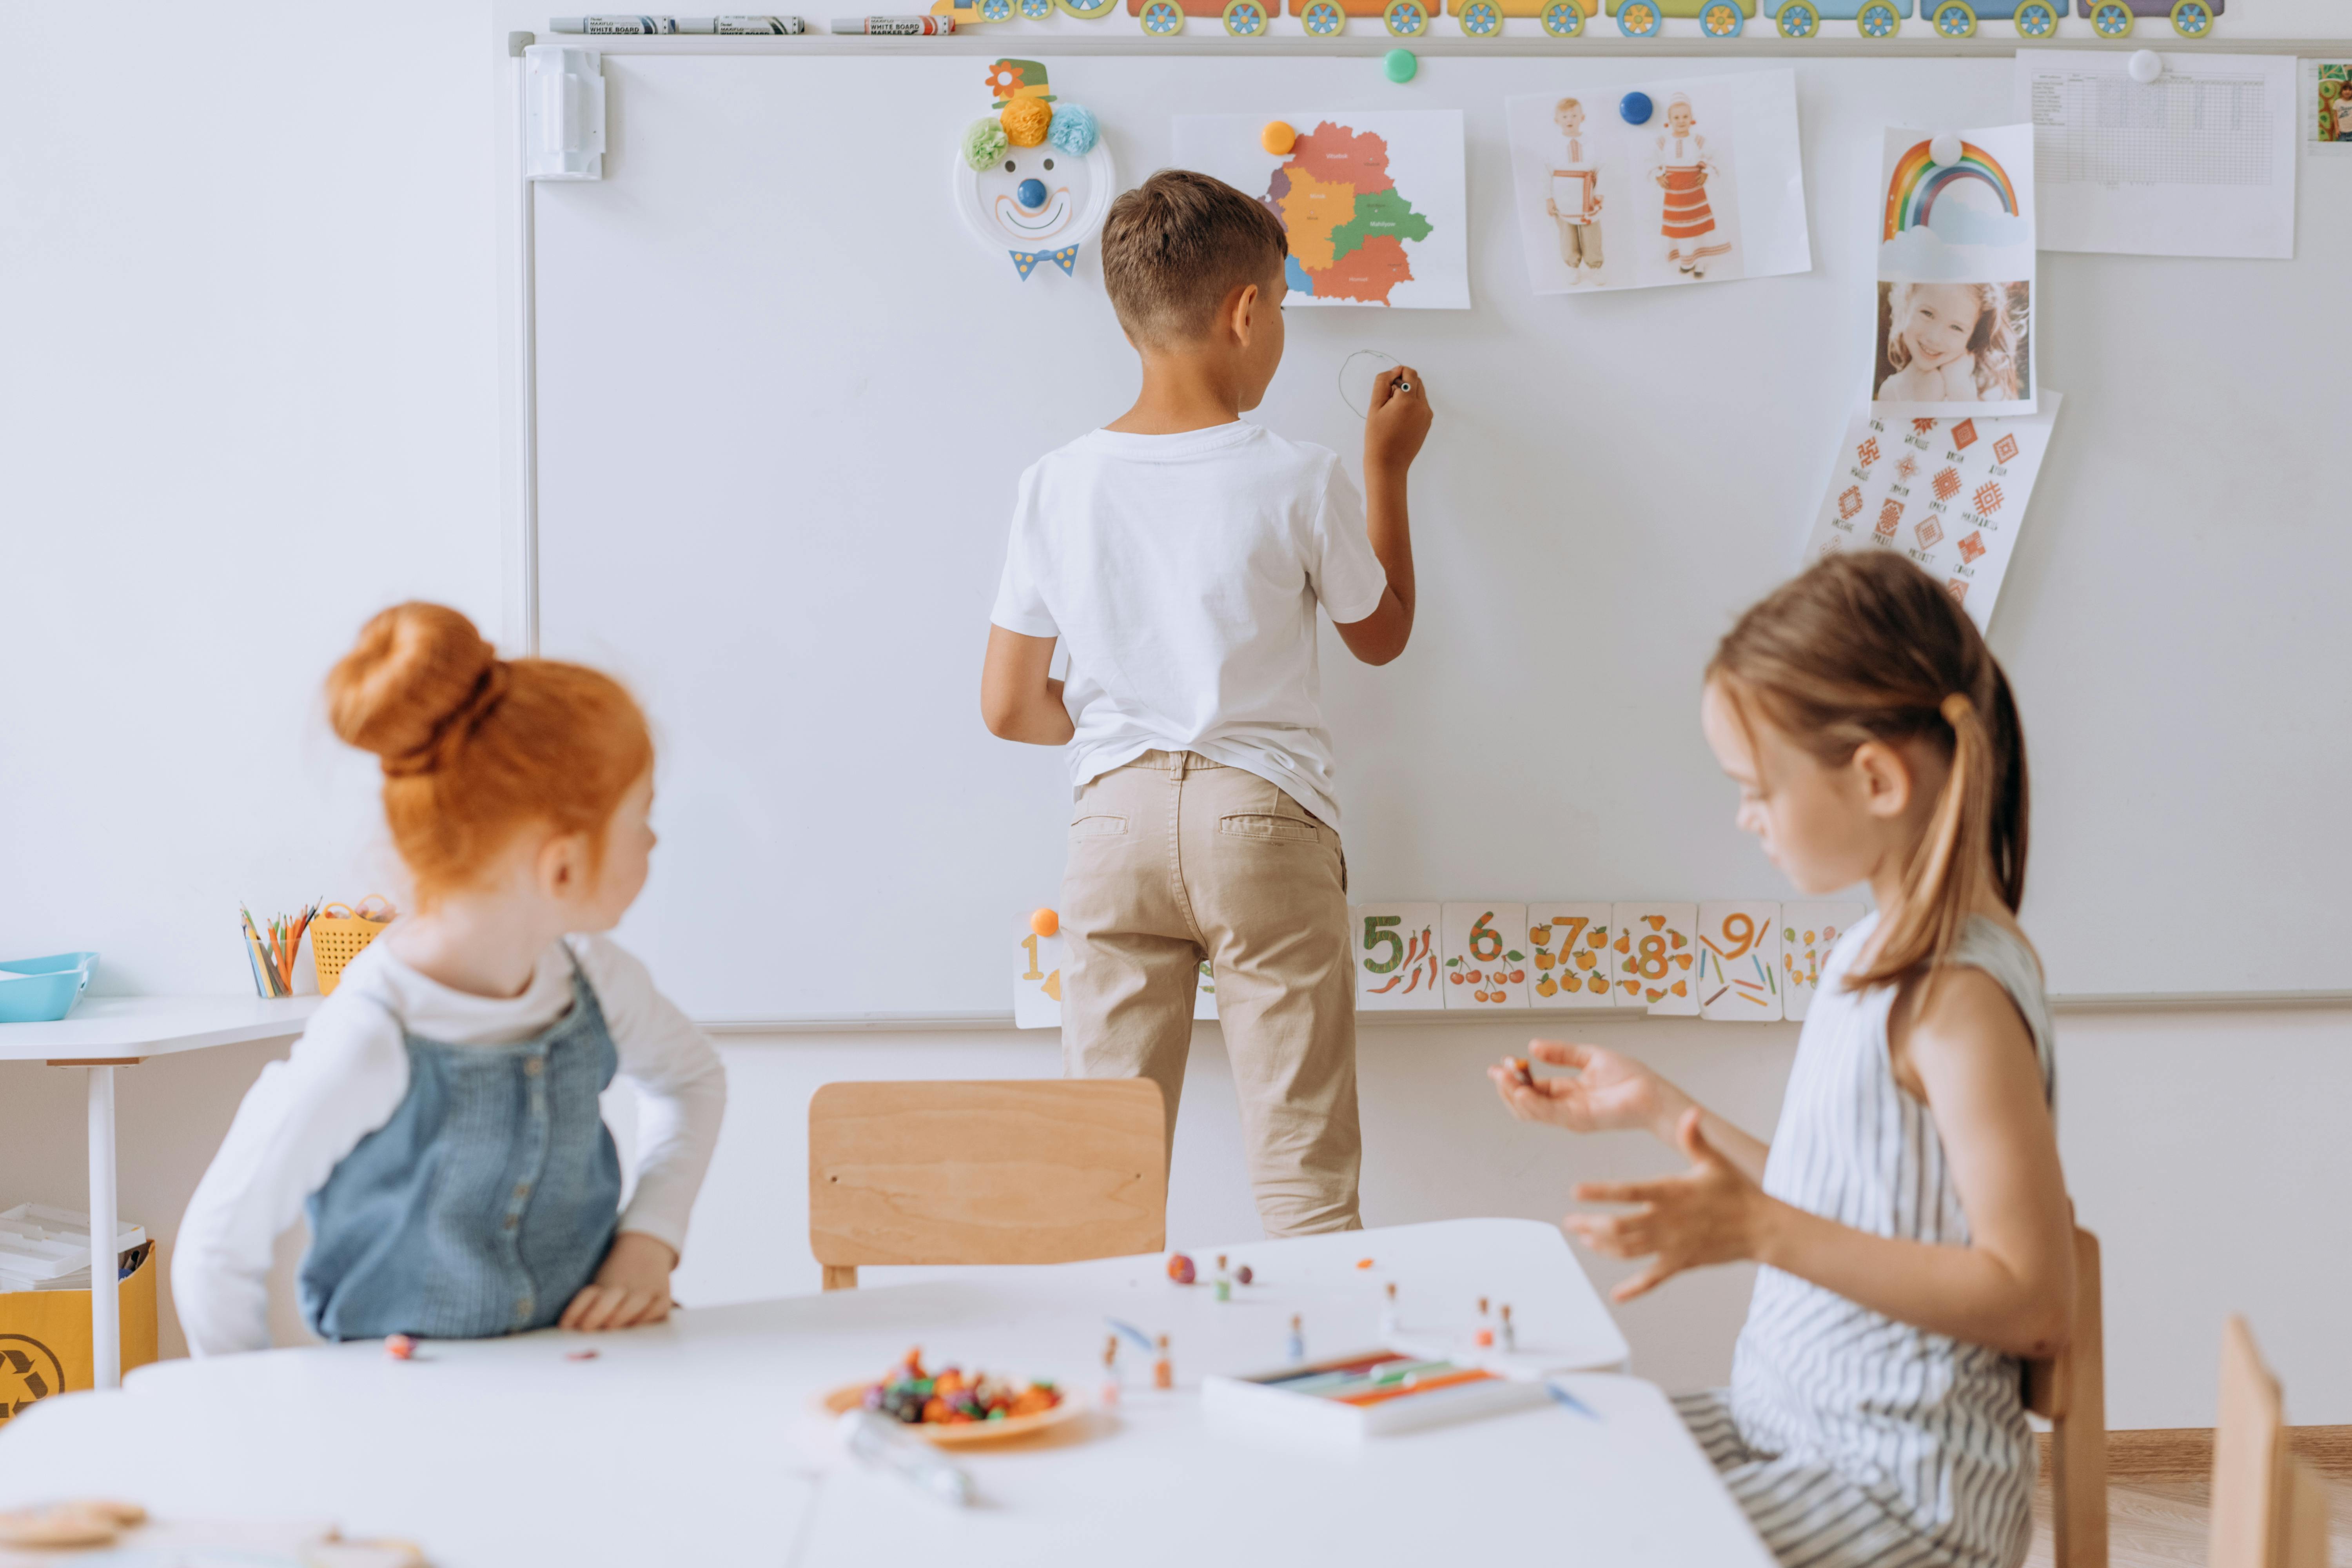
1365;364;1432;473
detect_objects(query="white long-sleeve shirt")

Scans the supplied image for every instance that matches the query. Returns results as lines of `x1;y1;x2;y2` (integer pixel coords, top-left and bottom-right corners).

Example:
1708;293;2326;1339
172;932;726;1358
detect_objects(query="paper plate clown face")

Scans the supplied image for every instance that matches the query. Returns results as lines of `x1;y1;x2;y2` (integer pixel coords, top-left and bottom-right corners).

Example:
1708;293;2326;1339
954;60;1115;281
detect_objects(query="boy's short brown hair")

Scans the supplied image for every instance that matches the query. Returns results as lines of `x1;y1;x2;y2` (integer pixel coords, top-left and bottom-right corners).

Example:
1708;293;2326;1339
1100;169;1289;348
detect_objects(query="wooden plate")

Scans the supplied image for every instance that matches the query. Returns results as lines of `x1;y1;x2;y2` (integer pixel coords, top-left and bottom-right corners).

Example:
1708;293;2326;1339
819;1383;1089;1446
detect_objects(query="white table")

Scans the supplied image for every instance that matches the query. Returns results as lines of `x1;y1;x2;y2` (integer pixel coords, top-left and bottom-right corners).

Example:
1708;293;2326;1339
0;996;318;1389
0;1220;1774;1566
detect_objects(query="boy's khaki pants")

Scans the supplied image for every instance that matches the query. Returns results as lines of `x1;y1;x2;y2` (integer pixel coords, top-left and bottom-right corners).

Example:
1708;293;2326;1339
1059;751;1360;1235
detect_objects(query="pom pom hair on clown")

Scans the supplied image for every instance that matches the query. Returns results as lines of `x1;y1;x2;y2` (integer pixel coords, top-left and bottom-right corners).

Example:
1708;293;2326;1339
952;61;1118;281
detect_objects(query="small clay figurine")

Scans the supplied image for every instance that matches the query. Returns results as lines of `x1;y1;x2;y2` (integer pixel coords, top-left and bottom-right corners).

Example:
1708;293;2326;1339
1235;1262;1254;1286
1214;1253;1231;1303
1167;1252;1196;1285
1154;1333;1173;1391
1101;1334;1122;1406
1380;1281;1400;1341
1475;1296;1494;1348
1500;1303;1517;1353
1286;1313;1307;1365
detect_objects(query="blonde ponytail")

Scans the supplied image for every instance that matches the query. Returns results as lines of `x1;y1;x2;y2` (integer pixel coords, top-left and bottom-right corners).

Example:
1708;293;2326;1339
1707;553;2031;995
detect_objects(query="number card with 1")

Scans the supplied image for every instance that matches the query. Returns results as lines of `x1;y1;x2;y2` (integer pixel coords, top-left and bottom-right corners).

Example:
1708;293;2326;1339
1697;901;1782;1020
1611;903;1697;1015
1780;901;1866;1022
1352;903;1441;1012
1526;902;1614;1009
1442;902;1529;1010
1014;918;1065;1030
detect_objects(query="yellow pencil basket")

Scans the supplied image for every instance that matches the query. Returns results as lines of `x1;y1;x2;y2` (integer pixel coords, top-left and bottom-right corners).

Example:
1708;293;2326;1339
310;897;396;995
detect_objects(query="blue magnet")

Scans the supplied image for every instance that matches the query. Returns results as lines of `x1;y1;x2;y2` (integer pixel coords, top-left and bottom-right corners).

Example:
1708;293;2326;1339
1383;47;1416;83
1619;91;1652;126
1016;177;1048;209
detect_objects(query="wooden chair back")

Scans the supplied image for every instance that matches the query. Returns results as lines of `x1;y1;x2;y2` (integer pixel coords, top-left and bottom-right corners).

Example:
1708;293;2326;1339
808;1078;1167;1291
2024;1226;2109;1568
2210;1315;2331;1568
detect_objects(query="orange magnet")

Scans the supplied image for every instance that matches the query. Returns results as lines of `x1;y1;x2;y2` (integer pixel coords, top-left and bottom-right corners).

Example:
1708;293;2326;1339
1260;120;1297;155
1031;907;1060;937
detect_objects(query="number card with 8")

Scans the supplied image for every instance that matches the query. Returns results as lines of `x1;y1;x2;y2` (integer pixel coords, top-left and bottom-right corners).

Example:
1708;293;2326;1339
1526;902;1614;1009
1352;903;1441;1012
1697;901;1783;1021
1610;902;1698;1015
1442;902;1530;1010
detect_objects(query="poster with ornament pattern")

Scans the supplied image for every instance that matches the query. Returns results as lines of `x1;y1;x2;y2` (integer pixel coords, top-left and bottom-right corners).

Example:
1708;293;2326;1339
1800;393;2062;633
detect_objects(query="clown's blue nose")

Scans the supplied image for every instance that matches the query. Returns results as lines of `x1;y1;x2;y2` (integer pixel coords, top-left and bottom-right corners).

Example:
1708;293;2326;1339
1016;178;1048;210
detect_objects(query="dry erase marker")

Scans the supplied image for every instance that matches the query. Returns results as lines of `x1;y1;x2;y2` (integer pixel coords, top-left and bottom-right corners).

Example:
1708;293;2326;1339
700;14;808;29
832;14;955;30
551;15;680;31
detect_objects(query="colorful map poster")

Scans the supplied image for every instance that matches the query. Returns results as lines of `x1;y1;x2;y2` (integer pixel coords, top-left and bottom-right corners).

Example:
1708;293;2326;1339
1171;111;1468;310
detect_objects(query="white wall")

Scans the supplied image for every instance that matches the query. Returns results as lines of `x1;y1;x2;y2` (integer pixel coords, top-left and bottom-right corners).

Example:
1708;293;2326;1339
1;4;2345;1431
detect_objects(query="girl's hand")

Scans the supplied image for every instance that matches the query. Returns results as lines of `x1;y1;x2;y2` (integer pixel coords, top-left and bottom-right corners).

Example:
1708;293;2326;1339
1488;1041;1683;1138
561;1230;678;1332
1564;1109;1777;1302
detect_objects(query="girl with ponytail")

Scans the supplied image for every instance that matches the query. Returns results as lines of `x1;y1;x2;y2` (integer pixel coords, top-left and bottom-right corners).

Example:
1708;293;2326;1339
175;604;726;1357
1491;552;2071;1568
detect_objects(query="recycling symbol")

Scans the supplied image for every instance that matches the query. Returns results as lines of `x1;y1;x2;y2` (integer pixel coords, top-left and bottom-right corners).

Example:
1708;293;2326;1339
0;1335;65;1423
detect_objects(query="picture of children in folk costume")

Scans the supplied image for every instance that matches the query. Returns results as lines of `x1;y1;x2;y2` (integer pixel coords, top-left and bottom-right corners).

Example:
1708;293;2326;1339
1650;93;1729;281
1542;96;1605;286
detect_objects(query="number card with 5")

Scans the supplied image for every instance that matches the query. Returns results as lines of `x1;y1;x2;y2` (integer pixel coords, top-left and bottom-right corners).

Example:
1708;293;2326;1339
1442;902;1529;1009
1014;912;1065;1030
1611;903;1697;1015
1526;903;1614;1009
1352;903;1441;1011
1697;901;1783;1021
1780;902;1866;1023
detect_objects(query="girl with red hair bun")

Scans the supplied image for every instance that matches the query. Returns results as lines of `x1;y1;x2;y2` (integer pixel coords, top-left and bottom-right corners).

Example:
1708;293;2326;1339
174;603;726;1357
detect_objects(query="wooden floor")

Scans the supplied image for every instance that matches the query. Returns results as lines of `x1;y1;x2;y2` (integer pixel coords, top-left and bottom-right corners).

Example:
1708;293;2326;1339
2024;1430;2352;1568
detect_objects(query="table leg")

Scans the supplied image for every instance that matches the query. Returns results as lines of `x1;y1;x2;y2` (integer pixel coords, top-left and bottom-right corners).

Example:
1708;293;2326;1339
87;1065;119;1392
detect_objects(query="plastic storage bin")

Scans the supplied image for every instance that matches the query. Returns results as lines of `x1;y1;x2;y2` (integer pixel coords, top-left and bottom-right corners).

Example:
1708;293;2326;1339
0;952;98;1024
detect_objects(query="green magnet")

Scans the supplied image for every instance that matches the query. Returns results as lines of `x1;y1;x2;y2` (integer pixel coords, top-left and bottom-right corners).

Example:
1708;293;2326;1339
1383;47;1416;83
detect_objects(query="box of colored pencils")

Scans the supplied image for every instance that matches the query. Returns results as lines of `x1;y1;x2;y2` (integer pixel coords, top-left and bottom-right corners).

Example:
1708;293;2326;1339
1203;1349;1548;1442
240;903;318;999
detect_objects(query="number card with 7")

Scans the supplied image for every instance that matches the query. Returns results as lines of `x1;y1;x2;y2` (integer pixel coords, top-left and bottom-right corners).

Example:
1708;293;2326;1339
1527;903;1614;1009
1442;903;1530;1010
1780;902;1866;1022
1014;913;1065;1030
1697;901;1782;1021
1352;903;1441;1012
1611;903;1697;1015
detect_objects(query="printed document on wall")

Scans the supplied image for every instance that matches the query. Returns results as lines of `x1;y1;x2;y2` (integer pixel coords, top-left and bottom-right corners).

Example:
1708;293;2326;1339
2018;51;2295;259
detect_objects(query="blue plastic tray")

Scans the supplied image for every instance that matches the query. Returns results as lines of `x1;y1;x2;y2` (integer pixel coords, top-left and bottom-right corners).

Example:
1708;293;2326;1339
0;953;99;1024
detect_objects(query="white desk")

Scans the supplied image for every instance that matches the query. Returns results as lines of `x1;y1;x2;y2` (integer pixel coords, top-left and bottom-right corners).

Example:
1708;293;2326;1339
0;1220;1772;1566
0;996;318;1389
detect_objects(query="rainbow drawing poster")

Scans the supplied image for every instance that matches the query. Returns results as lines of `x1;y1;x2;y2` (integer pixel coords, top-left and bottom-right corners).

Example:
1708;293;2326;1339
1872;124;2036;421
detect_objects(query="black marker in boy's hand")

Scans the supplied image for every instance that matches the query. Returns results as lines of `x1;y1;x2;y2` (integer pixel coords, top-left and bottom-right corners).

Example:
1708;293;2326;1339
1365;364;1432;475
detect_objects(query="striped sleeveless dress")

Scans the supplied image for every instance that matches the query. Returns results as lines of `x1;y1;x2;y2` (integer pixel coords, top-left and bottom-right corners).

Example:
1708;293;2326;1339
1676;913;2055;1568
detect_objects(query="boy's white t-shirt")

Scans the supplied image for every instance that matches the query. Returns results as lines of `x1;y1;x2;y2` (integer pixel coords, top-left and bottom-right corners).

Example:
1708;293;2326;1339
989;421;1388;829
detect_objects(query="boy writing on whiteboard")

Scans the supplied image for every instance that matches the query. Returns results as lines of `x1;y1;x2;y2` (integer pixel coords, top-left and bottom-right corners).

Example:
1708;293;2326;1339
980;169;1432;1234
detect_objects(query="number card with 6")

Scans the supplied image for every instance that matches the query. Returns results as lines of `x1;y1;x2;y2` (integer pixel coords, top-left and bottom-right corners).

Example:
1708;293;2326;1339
1014;912;1065;1030
1780;902;1866;1022
1611;903;1698;1015
1697;901;1783;1021
1352;903;1441;1011
1526;902;1614;1009
1442;902;1530;1010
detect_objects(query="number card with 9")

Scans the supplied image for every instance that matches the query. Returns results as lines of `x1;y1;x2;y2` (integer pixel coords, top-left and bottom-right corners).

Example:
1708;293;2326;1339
1697;901;1783;1021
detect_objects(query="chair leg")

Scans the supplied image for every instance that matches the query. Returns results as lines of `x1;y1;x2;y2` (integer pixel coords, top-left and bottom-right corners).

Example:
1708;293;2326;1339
822;1265;859;1291
2053;1230;2109;1568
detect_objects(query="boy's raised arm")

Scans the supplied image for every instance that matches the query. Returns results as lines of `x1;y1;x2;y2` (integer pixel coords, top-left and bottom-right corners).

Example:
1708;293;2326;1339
980;624;1075;745
1336;365;1432;668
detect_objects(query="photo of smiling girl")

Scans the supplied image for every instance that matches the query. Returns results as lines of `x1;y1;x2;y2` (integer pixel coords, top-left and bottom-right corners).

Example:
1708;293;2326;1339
1875;280;2030;410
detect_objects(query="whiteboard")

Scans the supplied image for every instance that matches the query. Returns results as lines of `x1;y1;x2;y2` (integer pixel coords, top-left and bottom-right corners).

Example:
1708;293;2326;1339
532;49;2352;1017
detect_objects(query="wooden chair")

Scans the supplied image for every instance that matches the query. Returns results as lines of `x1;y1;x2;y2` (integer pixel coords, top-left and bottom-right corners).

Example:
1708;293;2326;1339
2025;1226;2109;1568
808;1079;1167;1291
2210;1315;2332;1568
